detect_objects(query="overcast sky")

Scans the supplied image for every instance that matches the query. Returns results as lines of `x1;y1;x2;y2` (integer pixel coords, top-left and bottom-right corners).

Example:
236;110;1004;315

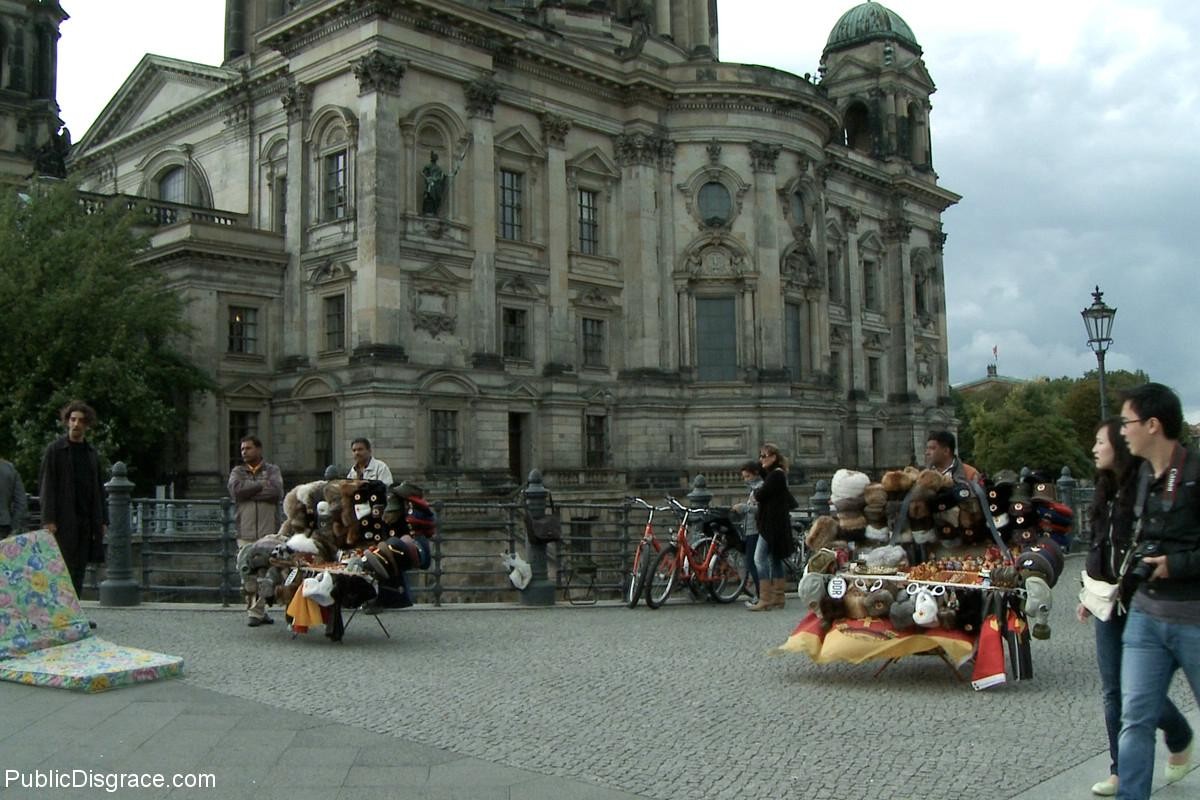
57;1;1200;422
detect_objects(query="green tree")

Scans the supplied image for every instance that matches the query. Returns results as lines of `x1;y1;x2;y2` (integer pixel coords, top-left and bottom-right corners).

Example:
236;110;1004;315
1060;369;1150;453
0;182;213;490
968;383;1091;478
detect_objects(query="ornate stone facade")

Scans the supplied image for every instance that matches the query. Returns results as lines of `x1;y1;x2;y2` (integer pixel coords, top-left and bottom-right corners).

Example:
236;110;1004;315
68;1;959;495
0;0;68;183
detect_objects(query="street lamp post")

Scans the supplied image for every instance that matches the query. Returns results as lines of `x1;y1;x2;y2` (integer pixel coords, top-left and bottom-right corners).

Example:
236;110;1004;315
1081;286;1117;420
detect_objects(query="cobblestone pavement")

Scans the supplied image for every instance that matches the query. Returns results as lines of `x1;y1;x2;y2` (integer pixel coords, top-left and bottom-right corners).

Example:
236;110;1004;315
8;558;1199;800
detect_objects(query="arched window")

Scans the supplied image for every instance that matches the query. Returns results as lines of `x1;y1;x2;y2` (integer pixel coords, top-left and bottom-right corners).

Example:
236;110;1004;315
843;102;871;154
319;124;349;222
157;166;187;204
697;181;732;227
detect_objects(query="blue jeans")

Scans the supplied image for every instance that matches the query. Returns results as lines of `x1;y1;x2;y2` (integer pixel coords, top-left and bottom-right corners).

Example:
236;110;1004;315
1117;609;1200;799
754;536;786;580
744;534;760;595
1094;612;1191;776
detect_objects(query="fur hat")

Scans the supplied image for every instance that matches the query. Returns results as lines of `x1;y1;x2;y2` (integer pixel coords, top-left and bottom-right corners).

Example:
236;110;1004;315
864;544;907;572
863;482;888;507
281;480;327;535
797;572;828;613
889;597;916;631
864;524;891;543
831;469;871;503
881;469;914;496
912;589;940;627
806;547;839;575
833;495;867;514
805;516;840;551
836;512;867;537
865;587;895;618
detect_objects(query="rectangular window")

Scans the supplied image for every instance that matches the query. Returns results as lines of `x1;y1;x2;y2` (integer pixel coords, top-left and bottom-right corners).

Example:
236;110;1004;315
273;176;287;234
324;295;346;352
784;302;803;381
313;412;333;471
228;410;259;469
863;259;878;311
695;296;737;381
227;306;258;355
827;249;841;304
868;356;883;394
499;169;523;240
585;414;608;469
502;307;528;360
581;317;606;367
578;189;599;255
323;151;347;221
431;410;459;469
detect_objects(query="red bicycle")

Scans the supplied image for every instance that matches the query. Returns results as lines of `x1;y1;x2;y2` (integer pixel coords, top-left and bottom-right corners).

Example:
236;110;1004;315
644;496;745;608
625;496;669;608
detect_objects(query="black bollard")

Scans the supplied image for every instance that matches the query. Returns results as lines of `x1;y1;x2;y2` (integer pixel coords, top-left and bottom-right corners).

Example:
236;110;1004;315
100;462;140;606
520;469;556;606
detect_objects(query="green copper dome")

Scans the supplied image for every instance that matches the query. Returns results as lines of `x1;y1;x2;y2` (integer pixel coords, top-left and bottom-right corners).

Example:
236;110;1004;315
825;2;921;55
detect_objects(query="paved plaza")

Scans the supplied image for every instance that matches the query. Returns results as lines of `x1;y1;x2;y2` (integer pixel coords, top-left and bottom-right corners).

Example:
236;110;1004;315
1;556;1198;800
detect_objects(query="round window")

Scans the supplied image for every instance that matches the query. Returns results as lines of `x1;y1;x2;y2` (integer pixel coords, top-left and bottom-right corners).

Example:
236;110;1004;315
697;181;732;227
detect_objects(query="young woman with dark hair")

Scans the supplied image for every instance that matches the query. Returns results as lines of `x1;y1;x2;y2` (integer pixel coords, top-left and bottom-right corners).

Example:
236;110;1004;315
1079;417;1193;796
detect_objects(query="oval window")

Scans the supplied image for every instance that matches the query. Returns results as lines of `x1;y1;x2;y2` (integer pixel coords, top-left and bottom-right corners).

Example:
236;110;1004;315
697;181;731;227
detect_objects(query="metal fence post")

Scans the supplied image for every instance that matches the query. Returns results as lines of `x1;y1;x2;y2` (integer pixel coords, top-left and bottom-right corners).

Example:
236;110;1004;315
520;469;556;606
810;479;832;516
100;462;140;606
431;500;444;607
687;474;713;508
1057;466;1078;550
219;496;234;607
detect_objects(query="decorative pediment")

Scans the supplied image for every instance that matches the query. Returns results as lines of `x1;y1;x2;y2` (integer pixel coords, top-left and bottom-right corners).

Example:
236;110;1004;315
74;55;238;153
291;375;341;399
582;387;616;405
222;379;272;400
679;233;750;282
495;125;546;160
825;216;846;243
497;273;543;298
414;261;468;286
307;260;355;287
858;229;884;253
566;147;619;183
418;371;479;397
507;381;540;400
781;242;822;292
574;285;617;309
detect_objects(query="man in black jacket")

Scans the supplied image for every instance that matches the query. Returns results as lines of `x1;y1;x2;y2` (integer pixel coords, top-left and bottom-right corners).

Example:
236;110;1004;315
1115;383;1198;799
39;401;108;598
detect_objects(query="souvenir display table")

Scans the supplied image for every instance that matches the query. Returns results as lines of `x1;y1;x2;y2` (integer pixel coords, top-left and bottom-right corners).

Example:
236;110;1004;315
272;557;390;642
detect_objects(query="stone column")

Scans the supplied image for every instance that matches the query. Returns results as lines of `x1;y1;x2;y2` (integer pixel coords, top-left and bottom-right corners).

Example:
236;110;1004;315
351;51;408;359
883;213;916;400
839;205;865;398
280;80;311;362
615;132;663;371
931;223;950;398
542;112;573;371
466;76;501;367
656;0;672;41
750;141;783;377
657;139;678;370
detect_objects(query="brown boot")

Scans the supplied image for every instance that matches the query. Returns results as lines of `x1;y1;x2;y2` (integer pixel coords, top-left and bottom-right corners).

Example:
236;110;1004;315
767;578;788;609
747;580;774;611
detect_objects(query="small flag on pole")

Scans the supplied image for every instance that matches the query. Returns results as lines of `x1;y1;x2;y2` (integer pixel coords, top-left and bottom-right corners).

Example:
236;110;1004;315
992;345;998;361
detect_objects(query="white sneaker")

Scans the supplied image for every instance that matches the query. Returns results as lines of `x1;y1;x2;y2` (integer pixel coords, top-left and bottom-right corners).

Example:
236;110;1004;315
743;596;759;608
1090;776;1117;796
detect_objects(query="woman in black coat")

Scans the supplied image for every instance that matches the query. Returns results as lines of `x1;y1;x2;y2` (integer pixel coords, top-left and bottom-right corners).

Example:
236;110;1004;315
1078;417;1192;796
749;442;795;611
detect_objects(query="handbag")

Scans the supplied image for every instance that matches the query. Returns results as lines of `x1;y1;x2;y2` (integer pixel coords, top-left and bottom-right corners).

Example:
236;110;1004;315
1078;570;1120;622
523;494;563;544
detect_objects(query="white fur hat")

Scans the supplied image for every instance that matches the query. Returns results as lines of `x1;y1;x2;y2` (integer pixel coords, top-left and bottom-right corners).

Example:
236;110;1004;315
831;469;871;503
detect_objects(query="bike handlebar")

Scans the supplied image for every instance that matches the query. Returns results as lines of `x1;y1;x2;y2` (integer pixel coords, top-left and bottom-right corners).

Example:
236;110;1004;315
626;496;671;513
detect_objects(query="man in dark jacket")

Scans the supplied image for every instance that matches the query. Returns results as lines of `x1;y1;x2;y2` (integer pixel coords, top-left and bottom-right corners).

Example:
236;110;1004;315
39;401;108;598
1115;383;1199;799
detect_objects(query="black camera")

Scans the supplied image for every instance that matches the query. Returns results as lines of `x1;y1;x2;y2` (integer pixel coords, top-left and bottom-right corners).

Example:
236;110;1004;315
1129;541;1162;584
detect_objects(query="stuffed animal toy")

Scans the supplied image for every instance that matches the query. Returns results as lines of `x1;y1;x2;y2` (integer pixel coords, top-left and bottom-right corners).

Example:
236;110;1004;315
936;590;960;629
865;587;895;618
1023;575;1053;640
817;592;845;629
912;587;940;627
889;597;916;631
280;480;327;535
500;550;532;590
843;584;869;619
805;516;840;551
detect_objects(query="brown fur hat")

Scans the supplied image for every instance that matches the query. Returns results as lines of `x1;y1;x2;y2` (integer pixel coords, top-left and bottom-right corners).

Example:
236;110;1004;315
281;480;327;535
863;482;888;507
915;469;947;494
331;480;365;548
881;470;910;495
805;516;840;551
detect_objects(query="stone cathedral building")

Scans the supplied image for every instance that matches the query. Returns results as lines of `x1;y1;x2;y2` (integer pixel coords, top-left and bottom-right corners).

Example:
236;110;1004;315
0;0;69;183
69;1;959;496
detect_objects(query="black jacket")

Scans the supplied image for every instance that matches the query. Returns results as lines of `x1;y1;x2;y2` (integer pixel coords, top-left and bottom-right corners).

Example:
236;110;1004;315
1132;446;1200;603
754;467;796;560
39;435;108;548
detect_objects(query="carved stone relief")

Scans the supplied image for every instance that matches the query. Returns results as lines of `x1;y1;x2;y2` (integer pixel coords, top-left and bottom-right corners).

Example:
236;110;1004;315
352;51;407;95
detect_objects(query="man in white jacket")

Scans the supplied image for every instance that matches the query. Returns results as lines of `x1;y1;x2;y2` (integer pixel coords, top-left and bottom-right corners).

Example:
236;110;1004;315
347;437;393;485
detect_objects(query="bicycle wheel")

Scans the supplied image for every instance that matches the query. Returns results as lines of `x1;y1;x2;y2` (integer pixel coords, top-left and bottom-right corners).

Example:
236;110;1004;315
707;544;746;603
644;545;679;609
625;542;650;609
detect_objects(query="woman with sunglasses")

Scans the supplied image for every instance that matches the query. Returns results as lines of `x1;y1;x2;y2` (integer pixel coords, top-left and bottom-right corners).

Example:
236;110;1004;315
748;443;796;611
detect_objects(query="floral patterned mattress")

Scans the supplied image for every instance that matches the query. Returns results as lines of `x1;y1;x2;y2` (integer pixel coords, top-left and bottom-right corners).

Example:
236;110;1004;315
0;530;183;691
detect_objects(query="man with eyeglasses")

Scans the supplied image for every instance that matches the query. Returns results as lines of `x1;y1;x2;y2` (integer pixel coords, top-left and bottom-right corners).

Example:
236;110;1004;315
1114;382;1199;799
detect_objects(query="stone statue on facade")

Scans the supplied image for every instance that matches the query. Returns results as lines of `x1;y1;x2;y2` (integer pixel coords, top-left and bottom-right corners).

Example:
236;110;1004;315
615;0;651;60
421;152;447;216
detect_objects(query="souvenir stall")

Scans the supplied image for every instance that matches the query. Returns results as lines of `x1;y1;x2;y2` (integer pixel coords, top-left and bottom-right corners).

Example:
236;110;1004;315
240;478;436;643
773;468;1069;690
